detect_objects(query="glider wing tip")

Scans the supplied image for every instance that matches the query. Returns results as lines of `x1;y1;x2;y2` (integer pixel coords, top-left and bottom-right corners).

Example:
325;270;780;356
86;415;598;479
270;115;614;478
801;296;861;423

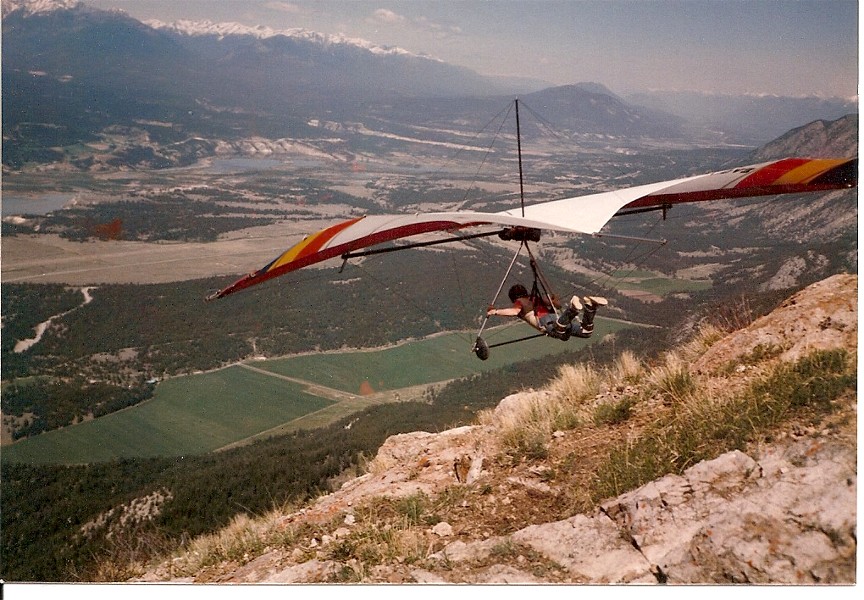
206;286;235;301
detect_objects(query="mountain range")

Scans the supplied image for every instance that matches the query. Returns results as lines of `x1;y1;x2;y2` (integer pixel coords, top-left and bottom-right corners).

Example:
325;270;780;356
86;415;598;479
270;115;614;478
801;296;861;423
628;90;858;145
2;0;857;170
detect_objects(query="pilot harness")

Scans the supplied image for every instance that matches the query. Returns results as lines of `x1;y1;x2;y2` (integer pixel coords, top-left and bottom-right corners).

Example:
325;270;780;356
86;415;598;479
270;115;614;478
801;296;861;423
473;228;561;360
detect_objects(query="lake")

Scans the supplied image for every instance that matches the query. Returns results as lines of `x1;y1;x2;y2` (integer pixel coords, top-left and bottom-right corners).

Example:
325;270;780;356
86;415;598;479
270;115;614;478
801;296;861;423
1;192;77;217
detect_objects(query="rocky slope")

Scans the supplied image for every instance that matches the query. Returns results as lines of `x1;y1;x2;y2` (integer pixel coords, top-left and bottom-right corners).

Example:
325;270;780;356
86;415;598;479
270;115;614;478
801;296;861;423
133;274;857;584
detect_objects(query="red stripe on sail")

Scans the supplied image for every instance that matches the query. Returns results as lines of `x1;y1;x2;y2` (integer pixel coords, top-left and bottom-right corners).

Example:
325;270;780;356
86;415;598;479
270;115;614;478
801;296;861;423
213;219;483;298
734;158;810;189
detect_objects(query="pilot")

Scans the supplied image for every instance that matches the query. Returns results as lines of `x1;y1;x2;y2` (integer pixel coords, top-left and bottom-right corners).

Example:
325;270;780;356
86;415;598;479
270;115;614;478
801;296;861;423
487;283;607;340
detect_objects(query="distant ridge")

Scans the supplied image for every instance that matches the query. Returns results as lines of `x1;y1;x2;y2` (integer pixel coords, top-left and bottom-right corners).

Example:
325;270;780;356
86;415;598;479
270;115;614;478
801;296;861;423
2;0;856;168
750;114;858;161
145;18;425;59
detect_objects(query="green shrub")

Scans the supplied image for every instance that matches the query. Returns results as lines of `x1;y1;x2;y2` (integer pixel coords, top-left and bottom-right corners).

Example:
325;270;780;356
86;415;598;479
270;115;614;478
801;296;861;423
593;396;637;426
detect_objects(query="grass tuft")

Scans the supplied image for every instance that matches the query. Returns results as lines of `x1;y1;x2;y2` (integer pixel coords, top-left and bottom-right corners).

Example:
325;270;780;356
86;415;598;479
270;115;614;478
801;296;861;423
645;353;697;404
482;353;645;461
592;348;854;502
609;350;645;384
593;396;637;426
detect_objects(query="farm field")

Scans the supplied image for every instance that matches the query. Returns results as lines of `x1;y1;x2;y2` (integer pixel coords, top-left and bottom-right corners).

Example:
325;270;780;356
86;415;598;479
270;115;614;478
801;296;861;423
256;322;626;394
2;319;633;464
607;268;712;300
2;366;334;464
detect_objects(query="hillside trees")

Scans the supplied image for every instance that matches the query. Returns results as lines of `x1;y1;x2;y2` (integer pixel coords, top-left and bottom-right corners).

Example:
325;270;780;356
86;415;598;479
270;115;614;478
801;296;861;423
1;328;639;581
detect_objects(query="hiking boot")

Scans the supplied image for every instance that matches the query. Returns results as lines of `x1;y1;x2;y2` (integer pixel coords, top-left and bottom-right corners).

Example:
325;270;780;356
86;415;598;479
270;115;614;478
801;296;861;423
557;296;582;328
575;322;593;338
583;296;608;309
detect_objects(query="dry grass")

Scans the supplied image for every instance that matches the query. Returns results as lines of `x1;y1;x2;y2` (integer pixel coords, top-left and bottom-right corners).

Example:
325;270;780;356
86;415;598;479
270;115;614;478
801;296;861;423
154;507;302;580
679;323;726;362
644;352;698;405
323;495;437;581
592;347;855;502
479;351;645;460
608;350;645;384
118;324;855;583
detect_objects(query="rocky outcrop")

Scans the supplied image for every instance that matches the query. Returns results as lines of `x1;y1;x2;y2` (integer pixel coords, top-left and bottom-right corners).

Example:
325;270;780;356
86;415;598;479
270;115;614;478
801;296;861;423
185;418;854;584
695;273;857;372
418;425;855;584
137;275;857;584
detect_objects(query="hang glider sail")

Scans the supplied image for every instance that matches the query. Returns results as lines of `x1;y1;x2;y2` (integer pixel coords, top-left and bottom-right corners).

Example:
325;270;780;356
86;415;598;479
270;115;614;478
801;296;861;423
207;156;856;301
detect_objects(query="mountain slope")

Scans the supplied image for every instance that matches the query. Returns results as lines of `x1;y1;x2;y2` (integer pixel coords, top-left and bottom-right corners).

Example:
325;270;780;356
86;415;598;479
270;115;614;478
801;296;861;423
736;115;858;250
1;0;518;168
519;84;685;137
627;90;858;144
640;113;858;298
129;274;856;584
2;1;688;170
750;114;859;161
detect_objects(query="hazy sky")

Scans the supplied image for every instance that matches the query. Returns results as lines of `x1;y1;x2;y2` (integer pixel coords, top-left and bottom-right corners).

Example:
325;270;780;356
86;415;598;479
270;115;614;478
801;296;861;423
85;0;859;98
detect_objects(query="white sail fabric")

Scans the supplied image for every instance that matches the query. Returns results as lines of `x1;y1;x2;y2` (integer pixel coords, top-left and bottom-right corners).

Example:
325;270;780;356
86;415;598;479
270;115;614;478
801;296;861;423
210;156;856;299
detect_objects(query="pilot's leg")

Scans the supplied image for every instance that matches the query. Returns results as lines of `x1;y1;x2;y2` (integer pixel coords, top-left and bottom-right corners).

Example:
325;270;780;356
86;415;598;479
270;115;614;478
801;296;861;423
540;314;568;340
556;296;583;329
576;296;608;337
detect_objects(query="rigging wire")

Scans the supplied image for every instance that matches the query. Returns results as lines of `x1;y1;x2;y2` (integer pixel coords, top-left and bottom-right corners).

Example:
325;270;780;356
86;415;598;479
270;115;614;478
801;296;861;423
515;98;526;216
451;102;516;212
586;215;668;290
515;98;685;294
348;246;526;346
518;99;635;188
416;101;514;212
474;241;528;344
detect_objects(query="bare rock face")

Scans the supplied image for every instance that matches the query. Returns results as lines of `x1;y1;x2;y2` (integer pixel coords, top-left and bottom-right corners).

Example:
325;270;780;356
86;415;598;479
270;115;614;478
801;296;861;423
694;273;857;372
598;439;856;583
511;513;655;583
282;425;491;526
432;433;855;584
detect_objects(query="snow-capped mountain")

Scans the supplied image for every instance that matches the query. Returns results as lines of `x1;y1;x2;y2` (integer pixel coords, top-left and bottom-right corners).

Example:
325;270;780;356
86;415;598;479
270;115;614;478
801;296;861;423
2;0;521;102
2;0;79;17
3;0;856;171
145;18;427;60
1;0;540;169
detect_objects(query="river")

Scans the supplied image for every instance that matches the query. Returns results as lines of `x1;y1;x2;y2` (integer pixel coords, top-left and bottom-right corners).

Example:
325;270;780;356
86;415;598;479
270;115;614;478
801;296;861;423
13;287;96;353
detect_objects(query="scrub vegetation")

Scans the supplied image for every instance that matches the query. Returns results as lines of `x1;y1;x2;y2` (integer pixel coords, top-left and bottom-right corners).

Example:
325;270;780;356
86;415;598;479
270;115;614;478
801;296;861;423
91;327;855;583
0;327;654;581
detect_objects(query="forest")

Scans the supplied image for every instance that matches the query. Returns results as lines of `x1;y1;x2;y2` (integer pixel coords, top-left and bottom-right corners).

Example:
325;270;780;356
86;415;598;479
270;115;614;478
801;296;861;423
1;272;805;581
1;326;662;581
2;240;667;440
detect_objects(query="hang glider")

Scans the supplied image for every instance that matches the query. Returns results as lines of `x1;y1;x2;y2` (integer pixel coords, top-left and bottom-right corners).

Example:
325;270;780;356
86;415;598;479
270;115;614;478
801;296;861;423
207;155;856;301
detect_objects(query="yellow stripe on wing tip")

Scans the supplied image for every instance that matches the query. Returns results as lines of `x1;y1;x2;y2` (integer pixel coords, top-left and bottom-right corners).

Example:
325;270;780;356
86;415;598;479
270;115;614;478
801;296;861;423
267;230;327;272
264;216;365;273
773;158;849;185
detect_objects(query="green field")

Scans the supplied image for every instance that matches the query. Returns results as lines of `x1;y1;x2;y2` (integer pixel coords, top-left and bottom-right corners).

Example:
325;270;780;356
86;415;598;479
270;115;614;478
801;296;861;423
3;319;633;464
608;269;712;295
257;323;624;394
2;366;334;463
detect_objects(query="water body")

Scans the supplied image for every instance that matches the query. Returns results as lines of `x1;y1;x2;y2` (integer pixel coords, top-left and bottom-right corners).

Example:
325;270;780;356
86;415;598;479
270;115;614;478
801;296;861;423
1;192;77;217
